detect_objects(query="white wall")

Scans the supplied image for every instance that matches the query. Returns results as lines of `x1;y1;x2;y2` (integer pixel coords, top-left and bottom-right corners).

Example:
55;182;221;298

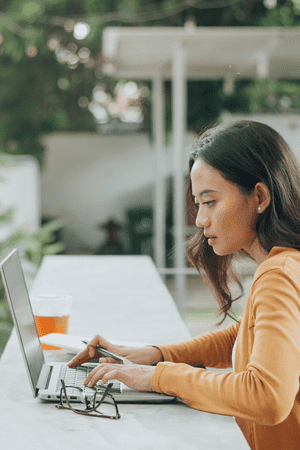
41;115;300;253
41;132;196;252
0;156;40;241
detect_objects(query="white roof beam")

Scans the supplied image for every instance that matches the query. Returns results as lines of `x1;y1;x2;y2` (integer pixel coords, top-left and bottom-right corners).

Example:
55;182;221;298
172;39;187;314
153;71;166;271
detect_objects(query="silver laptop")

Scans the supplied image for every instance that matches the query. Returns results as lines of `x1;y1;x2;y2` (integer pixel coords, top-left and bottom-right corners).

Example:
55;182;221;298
0;249;175;403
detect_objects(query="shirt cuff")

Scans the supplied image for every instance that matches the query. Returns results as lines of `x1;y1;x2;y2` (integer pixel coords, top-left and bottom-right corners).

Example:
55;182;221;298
151;361;173;393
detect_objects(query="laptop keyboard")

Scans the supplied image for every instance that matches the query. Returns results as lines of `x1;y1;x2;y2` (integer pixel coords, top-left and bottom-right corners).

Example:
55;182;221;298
56;365;121;393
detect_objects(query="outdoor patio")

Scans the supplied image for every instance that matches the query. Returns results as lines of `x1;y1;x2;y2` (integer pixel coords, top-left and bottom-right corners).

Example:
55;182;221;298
167;272;253;336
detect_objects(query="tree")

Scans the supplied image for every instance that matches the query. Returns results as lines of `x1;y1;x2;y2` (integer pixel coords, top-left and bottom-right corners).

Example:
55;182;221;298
0;0;299;165
0;0;112;165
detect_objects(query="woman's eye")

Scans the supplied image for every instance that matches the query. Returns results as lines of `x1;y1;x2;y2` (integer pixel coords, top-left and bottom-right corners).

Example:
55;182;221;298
194;201;214;208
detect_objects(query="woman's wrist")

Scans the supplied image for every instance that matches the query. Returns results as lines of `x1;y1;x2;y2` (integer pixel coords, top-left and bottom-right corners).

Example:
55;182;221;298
115;344;163;365
147;346;163;365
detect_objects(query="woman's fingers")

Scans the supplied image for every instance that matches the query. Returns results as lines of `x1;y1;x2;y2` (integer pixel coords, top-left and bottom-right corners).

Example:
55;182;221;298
68;335;116;368
67;334;161;369
84;363;155;392
68;348;93;367
88;335;115;352
89;365;119;387
98;357;122;364
84;363;107;386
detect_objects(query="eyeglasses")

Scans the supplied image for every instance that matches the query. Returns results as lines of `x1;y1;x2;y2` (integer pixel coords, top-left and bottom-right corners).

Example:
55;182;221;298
55;379;121;419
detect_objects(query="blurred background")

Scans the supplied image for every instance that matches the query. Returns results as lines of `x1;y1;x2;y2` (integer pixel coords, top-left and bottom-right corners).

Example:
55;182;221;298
1;0;300;356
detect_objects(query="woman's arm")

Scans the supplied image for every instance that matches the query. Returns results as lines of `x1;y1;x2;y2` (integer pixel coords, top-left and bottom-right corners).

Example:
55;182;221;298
68;334;163;367
152;268;300;425
157;320;240;368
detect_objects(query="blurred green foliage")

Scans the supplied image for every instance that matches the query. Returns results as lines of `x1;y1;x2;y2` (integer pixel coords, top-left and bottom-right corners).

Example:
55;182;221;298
0;217;64;356
22;218;65;267
1;0;300;166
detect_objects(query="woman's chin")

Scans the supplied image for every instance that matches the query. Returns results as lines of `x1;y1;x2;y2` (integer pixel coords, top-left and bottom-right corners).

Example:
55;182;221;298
211;246;232;257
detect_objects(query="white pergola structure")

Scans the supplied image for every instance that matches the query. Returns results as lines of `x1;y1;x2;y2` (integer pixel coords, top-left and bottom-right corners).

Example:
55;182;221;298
102;26;300;314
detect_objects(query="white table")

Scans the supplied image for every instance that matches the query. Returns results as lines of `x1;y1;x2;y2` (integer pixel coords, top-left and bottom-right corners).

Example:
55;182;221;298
0;255;248;449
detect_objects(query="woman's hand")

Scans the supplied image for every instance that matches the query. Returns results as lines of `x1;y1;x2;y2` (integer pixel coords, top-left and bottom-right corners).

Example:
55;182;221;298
84;360;156;391
67;334;163;368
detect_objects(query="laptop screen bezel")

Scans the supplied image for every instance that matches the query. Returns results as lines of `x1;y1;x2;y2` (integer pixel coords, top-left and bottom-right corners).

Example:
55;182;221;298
0;248;45;398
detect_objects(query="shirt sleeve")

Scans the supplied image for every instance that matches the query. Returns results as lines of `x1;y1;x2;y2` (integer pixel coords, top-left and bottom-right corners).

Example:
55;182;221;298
151;268;300;425
156;321;240;368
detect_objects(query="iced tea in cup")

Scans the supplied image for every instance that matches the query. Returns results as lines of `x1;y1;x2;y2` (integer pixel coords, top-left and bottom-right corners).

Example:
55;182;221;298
30;294;73;350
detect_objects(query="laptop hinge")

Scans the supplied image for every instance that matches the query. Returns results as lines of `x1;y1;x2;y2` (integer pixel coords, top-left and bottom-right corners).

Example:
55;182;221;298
36;364;53;390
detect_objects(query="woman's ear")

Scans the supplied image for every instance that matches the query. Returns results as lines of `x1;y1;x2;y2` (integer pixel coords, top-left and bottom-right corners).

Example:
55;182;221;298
255;182;271;213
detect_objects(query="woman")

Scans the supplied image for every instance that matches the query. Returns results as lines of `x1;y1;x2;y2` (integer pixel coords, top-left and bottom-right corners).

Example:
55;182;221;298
69;120;300;450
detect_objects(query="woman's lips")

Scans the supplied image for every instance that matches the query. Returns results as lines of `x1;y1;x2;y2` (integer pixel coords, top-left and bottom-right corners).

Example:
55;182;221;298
207;237;217;245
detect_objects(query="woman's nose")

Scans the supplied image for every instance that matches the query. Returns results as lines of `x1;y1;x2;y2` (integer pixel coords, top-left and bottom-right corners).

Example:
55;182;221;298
195;210;211;228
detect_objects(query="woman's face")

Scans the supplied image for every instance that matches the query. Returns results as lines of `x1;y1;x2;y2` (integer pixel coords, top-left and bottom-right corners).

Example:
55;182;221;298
190;159;259;257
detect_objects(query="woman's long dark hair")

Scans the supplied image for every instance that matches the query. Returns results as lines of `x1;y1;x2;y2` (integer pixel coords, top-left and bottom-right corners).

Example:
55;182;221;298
186;120;300;324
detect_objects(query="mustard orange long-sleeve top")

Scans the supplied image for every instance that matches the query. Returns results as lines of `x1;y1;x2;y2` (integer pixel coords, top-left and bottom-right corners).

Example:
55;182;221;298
151;247;300;450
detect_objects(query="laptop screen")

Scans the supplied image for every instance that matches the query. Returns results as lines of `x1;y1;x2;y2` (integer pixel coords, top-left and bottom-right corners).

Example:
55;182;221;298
0;249;44;397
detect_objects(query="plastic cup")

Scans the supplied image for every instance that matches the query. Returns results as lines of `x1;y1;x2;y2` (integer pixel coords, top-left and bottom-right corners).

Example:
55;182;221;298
30;294;73;350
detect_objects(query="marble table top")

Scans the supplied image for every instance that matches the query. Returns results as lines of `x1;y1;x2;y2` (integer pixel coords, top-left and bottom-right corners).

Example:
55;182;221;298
0;255;248;449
